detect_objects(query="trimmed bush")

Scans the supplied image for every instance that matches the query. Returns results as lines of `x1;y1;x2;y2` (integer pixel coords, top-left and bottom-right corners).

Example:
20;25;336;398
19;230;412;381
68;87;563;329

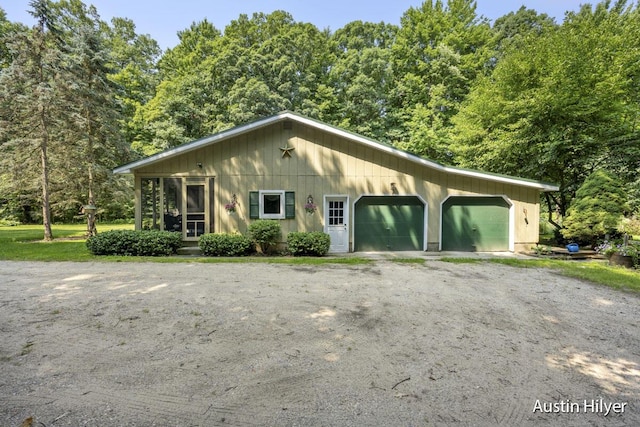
248;219;281;253
199;233;253;256
562;170;629;245
86;230;181;256
287;231;331;256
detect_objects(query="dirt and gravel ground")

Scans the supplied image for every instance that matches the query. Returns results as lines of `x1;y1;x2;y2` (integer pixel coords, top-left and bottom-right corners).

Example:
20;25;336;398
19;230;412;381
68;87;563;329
0;258;638;426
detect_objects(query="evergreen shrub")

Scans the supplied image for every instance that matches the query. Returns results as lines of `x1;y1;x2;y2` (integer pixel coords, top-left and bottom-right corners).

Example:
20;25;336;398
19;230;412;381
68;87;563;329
199;233;253;256
287;231;331;256
248;220;281;253
86;230;181;256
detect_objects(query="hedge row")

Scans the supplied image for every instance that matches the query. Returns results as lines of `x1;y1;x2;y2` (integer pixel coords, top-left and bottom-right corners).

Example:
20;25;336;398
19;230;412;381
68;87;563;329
86;230;181;256
87;225;330;258
198;233;253;256
198;230;331;257
286;231;330;256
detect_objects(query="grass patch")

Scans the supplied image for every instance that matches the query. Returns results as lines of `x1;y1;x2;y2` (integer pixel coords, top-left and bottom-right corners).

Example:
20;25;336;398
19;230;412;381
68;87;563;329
0;223;133;261
388;257;425;264
439;257;482;264
441;257;640;293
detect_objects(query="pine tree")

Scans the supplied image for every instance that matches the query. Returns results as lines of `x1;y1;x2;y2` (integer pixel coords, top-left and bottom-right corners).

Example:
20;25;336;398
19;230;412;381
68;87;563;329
0;0;67;240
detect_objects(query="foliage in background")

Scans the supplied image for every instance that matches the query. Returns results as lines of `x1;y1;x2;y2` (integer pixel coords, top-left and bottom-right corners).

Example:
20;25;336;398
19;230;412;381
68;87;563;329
562;170;629;244
0;0;144;229
1;0;639;240
452;0;640;223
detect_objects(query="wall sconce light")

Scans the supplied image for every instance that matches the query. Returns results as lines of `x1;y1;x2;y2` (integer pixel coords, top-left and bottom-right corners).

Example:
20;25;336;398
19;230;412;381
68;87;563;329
196;162;203;169
390;182;399;194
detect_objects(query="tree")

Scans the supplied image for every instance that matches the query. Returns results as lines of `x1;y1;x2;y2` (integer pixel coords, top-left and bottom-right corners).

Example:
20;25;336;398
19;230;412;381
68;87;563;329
326;21;397;141
64;25;125;234
101;16;161;145
1;0;136;227
135;11;334;154
491;6;557;57
390;0;493;157
47;0;134;226
0;0;67;239
0;8;29;69
562;170;629;243
452;0;640;223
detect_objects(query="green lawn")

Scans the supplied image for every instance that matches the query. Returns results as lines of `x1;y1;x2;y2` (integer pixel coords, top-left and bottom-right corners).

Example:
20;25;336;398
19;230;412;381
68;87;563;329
441;257;640;293
1;224;638;291
0;223;133;261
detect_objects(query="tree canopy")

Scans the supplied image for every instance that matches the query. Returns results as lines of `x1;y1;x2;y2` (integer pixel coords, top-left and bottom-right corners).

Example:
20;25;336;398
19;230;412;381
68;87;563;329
1;0;639;240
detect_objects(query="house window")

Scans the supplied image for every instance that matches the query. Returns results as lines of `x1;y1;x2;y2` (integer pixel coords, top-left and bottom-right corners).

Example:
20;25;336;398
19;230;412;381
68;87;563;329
250;191;295;219
260;190;285;219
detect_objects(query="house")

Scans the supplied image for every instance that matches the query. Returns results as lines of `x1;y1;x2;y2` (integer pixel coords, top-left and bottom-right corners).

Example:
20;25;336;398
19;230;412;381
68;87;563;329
113;111;559;252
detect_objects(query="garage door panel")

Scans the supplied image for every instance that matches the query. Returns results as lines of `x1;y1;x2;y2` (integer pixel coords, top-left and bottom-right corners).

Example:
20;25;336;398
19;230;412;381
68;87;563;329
354;197;424;251
442;197;509;252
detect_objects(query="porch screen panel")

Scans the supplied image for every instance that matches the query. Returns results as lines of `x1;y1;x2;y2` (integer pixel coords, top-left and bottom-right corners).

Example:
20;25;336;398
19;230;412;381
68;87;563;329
186;181;206;237
209;178;215;233
141;178;160;230
163;178;182;232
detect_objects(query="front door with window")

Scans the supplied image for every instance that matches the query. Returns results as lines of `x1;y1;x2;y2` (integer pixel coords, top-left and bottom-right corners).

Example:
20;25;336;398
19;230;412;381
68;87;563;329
324;196;349;252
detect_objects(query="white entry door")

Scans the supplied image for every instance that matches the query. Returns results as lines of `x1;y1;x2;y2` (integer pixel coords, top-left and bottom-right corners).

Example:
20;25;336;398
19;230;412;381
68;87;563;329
325;196;349;253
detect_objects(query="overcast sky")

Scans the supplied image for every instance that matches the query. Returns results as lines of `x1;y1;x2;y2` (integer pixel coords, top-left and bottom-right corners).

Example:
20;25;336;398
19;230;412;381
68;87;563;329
3;0;591;50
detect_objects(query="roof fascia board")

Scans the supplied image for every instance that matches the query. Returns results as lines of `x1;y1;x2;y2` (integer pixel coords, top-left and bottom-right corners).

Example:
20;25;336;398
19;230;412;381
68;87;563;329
114;110;559;192
113;114;284;174
283;112;559;191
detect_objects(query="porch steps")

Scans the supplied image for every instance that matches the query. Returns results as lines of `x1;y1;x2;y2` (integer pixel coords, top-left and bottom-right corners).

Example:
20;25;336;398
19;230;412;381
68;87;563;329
176;242;202;256
549;247;601;260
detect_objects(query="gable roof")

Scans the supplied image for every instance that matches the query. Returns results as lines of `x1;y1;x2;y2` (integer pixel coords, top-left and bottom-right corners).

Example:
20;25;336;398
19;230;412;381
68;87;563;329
113;111;559;192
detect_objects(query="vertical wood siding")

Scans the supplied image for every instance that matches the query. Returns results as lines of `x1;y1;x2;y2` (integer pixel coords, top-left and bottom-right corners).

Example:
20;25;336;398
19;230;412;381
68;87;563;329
135;122;542;249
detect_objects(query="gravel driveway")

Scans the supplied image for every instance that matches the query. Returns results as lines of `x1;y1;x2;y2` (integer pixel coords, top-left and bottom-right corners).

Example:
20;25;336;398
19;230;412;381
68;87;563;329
0;259;638;426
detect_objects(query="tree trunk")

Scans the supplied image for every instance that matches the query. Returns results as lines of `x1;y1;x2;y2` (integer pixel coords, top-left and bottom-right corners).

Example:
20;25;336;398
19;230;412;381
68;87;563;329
544;192;562;231
86;109;97;236
35;19;53;241
40;136;53;241
86;183;97;236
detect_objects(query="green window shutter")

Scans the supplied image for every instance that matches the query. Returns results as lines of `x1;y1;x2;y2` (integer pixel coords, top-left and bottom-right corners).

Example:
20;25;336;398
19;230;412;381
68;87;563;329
249;191;259;219
285;191;295;219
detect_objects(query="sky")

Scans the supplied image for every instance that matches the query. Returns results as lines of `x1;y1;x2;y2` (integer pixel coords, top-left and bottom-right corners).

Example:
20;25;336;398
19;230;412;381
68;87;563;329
3;0;590;50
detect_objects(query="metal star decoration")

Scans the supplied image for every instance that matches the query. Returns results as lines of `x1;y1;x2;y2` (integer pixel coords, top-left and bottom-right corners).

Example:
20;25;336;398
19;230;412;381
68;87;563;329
279;143;295;158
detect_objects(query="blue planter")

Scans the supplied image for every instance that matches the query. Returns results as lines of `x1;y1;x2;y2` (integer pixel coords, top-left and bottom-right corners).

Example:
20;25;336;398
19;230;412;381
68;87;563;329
566;243;580;253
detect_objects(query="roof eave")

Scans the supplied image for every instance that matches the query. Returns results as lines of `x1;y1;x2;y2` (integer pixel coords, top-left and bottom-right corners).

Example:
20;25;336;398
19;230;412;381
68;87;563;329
288;113;559;191
114;110;560;191
113;113;290;174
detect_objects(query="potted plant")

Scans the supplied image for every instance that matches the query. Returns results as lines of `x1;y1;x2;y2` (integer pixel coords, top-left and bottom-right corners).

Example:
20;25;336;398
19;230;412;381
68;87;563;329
304;195;317;215
225;194;238;214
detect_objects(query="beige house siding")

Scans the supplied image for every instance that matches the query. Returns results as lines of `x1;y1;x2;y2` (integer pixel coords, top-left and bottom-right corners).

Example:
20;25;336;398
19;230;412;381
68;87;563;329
131;119;546;251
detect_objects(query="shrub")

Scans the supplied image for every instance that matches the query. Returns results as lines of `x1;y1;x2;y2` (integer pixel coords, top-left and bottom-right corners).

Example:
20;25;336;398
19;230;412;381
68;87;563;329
199;233;253;256
248;220;281;254
86;230;181;256
287;231;331;256
562;170;629;245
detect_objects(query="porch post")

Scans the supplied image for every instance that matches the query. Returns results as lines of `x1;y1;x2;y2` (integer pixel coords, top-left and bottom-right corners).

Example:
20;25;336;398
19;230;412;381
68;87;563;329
134;176;142;230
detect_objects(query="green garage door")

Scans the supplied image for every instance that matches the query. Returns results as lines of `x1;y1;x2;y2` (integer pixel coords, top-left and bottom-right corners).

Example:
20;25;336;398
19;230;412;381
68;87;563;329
441;197;510;251
354;196;425;251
